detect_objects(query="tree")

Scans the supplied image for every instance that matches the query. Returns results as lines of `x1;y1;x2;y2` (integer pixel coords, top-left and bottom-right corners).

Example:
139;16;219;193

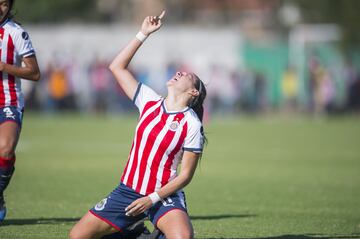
293;0;360;50
13;0;99;23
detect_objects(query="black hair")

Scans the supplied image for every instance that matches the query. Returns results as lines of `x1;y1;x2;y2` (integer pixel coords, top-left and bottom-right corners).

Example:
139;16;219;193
5;0;15;20
189;74;207;123
9;0;14;9
189;74;207;147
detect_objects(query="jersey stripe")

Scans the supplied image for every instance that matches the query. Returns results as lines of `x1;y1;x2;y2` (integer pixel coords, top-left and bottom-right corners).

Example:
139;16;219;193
121;87;203;195
132;106;165;189
122;100;162;184
7;34;17;106
1;32;10;106
0;28;4;107
160;122;188;187
124;103;162;187
0;19;35;109
135;113;170;193
145;113;185;194
120;142;134;182
140;100;159;119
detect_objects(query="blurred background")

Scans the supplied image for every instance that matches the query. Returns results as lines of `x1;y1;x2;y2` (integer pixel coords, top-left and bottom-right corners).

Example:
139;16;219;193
14;0;360;117
3;2;359;238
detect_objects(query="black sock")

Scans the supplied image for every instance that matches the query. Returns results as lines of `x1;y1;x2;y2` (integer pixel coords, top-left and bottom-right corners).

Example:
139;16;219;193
0;167;15;205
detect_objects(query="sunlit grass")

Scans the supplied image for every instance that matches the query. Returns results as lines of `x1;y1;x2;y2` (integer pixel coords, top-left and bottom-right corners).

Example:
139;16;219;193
0;114;359;238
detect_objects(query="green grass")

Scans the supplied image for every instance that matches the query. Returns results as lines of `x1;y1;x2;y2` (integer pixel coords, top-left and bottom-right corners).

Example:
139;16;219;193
0;114;360;239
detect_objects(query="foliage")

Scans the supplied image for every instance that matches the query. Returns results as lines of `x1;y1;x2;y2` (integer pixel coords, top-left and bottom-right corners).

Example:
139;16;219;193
13;0;99;23
293;0;360;50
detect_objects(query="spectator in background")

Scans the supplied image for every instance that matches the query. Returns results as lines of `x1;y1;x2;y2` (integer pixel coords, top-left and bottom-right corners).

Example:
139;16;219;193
89;57;111;113
320;70;336;113
348;74;360;111
308;55;336;115
230;70;242;113
308;54;323;114
344;58;360;111
281;65;298;111
207;64;225;113
47;64;69;111
253;72;266;113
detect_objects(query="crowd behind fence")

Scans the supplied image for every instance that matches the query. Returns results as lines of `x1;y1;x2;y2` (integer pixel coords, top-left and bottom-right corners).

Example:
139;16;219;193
18;24;360;117
23;52;360;116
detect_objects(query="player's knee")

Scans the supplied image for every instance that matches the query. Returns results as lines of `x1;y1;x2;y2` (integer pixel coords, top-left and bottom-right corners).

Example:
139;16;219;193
68;227;86;239
180;229;193;239
68;228;77;239
165;228;193;239
0;140;15;158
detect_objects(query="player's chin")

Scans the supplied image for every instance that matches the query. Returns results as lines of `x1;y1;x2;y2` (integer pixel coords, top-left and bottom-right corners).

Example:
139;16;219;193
167;79;176;86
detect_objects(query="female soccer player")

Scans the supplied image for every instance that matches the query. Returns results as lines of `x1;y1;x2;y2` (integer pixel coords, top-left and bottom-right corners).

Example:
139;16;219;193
69;11;207;239
0;0;41;221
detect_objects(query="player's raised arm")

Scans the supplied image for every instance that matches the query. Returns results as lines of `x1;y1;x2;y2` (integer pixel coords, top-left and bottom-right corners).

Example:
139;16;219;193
109;10;165;100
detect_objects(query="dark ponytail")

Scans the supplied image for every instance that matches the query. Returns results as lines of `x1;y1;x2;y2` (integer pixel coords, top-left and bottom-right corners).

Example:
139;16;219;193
189;74;207;147
6;0;15;20
9;0;14;9
189;75;206;123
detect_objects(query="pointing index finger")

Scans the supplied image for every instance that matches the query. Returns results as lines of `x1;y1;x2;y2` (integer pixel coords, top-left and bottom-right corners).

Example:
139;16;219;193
158;10;166;20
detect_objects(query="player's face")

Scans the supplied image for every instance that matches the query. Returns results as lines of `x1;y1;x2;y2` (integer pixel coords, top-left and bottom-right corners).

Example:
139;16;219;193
0;0;9;22
167;71;197;93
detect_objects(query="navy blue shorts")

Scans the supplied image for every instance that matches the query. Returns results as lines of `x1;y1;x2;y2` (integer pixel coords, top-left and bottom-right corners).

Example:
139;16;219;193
0;106;23;127
90;183;187;232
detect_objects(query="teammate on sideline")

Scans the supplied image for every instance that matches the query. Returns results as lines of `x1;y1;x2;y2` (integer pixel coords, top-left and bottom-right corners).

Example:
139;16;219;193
0;0;41;222
69;10;207;239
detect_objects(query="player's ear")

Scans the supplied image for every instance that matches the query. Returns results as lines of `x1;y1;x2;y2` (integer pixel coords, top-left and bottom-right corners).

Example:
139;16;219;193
189;89;199;97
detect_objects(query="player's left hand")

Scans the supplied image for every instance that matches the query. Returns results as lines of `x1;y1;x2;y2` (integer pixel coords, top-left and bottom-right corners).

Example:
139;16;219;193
140;10;166;36
125;196;153;216
0;62;5;72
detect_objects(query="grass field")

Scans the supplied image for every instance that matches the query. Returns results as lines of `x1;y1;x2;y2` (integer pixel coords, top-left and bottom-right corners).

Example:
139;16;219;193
0;113;359;239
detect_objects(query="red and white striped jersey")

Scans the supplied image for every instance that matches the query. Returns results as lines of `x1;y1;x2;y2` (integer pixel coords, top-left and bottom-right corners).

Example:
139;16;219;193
0;19;36;109
121;83;204;195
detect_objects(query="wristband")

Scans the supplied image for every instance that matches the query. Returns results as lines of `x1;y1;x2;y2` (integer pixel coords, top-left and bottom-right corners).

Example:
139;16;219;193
148;192;161;205
136;31;148;43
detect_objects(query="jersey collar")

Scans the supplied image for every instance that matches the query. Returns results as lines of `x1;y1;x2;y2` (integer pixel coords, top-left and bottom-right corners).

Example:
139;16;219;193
161;99;190;115
0;18;10;28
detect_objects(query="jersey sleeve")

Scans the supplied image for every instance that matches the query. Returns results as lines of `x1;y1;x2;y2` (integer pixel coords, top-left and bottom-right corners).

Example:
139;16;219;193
13;29;35;58
133;83;162;113
183;119;204;154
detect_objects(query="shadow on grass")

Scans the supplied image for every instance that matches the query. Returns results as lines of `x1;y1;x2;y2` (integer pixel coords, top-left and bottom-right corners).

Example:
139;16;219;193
0;214;254;226
199;233;360;239
0;217;80;226
191;214;256;220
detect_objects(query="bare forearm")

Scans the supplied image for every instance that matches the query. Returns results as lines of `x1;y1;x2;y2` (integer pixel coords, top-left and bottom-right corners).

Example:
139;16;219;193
157;152;199;199
109;12;164;100
0;55;41;82
1;63;40;81
157;172;194;200
108;37;143;99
